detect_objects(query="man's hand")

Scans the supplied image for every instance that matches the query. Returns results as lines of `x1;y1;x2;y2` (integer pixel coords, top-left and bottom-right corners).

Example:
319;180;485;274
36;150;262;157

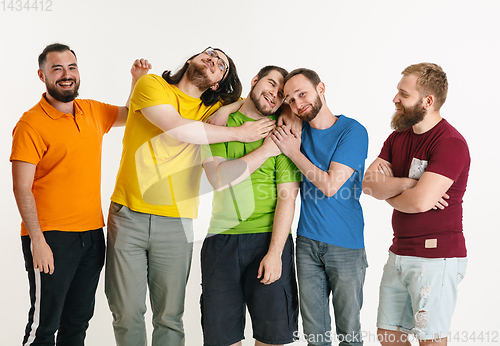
377;161;394;177
271;125;301;158
277;104;302;135
131;58;152;81
257;251;282;285
432;193;450;210
237;118;276;142
31;234;54;274
206;99;245;126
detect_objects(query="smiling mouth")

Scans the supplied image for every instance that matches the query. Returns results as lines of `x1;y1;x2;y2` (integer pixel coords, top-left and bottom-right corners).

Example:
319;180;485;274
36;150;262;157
263;94;275;107
299;105;310;114
202;60;214;73
57;80;75;89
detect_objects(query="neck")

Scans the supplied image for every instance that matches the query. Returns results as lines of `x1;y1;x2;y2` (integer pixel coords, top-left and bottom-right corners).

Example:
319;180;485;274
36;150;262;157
176;74;206;99
412;111;442;134
44;93;74;115
239;99;269;120
309;105;337;129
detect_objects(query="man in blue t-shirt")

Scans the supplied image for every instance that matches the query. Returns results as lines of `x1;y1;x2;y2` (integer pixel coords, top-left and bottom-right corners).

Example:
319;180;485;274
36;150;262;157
272;68;369;346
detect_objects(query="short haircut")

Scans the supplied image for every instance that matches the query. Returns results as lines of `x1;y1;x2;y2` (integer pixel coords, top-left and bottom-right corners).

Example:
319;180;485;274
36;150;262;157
284;68;321;87
402;63;448;111
255;65;288;83
38;43;77;69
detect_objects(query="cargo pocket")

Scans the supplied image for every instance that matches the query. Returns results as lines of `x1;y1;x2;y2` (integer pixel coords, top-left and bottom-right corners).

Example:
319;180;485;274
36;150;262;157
284;286;299;331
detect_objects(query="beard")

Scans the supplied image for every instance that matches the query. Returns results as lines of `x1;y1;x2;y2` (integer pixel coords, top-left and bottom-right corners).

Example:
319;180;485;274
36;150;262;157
46;78;80;103
186;61;216;91
297;94;322;122
391;98;427;132
249;85;276;117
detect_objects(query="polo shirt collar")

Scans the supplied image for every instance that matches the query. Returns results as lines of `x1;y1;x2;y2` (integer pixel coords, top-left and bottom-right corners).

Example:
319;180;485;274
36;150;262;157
39;92;84;119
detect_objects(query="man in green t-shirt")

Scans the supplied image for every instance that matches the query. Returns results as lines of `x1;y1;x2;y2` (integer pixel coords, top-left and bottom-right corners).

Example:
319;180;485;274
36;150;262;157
201;66;301;346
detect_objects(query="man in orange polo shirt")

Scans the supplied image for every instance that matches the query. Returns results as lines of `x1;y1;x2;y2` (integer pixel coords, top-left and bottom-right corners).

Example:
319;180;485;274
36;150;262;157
10;43;150;346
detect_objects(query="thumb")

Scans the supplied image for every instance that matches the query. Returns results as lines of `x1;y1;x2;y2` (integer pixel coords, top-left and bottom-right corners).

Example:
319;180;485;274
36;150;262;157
257;262;264;279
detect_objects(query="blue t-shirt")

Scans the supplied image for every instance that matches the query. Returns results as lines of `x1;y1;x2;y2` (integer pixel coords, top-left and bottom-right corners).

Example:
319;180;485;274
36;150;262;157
297;114;368;249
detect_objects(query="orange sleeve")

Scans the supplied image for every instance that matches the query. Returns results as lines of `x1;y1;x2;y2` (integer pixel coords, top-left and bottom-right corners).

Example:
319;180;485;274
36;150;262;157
10;120;46;165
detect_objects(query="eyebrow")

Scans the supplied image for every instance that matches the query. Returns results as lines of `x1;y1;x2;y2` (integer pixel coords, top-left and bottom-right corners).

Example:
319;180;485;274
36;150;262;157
51;63;78;68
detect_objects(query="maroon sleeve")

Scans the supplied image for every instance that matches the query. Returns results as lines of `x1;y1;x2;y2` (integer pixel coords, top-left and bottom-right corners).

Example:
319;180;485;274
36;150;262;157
378;132;396;162
425;138;469;181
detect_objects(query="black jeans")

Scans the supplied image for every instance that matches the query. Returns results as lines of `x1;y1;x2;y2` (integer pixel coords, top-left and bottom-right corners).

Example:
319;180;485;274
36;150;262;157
21;229;105;346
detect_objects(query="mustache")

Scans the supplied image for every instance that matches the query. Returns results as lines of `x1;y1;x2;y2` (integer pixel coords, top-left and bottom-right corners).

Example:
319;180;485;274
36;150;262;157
56;78;77;83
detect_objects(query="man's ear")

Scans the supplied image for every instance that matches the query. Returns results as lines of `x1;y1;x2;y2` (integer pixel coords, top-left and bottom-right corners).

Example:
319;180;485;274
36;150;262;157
316;81;326;96
37;69;45;83
250;75;259;88
423;94;435;109
211;83;219;91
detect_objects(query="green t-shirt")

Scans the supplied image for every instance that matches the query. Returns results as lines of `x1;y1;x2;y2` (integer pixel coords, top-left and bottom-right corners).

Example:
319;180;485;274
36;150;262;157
204;111;302;235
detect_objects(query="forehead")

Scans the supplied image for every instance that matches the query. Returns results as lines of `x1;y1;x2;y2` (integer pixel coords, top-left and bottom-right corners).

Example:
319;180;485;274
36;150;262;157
284;74;314;94
397;74;419;93
45;50;77;66
260;70;285;86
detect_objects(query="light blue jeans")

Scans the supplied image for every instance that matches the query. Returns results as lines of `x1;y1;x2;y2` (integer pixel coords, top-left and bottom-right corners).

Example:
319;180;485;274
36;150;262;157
296;235;368;346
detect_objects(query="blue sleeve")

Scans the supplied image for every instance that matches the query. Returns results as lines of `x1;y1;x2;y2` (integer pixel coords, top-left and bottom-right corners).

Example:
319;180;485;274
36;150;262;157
331;122;368;172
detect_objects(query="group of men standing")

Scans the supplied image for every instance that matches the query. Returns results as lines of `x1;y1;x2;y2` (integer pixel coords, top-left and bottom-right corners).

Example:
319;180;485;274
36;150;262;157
11;43;469;346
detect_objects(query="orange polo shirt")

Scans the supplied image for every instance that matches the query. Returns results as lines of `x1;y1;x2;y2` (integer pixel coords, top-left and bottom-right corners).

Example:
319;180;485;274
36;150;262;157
10;94;118;236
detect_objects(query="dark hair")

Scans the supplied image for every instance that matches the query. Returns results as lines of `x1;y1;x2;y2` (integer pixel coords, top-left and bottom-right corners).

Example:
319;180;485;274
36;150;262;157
38;43;77;69
162;48;242;106
284;68;321;86
255;65;288;83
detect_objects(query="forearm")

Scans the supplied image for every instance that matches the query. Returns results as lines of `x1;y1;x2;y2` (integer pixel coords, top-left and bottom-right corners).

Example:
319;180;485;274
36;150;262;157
267;197;296;257
288;151;340;198
363;170;417;200
13;189;44;241
167;120;240;144
206;147;273;190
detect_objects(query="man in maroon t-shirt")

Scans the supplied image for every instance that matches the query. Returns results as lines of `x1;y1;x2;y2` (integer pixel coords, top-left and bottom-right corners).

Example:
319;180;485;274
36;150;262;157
363;63;470;346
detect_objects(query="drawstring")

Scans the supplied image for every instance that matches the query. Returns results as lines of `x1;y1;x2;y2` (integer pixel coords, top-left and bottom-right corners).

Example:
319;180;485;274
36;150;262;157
79;233;85;248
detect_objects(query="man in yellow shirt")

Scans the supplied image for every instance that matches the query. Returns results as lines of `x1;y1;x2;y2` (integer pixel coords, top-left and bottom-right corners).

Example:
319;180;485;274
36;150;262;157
105;47;275;346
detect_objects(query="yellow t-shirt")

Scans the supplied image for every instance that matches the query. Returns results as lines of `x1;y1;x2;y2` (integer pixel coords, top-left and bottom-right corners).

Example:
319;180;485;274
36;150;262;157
111;74;221;218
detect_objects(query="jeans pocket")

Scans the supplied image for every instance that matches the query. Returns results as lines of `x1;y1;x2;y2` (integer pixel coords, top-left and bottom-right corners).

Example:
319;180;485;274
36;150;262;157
110;202;124;214
456;258;467;284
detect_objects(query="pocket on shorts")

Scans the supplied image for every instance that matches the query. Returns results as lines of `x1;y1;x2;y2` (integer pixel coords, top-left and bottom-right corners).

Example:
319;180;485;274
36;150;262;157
456;258;467;284
284;286;299;330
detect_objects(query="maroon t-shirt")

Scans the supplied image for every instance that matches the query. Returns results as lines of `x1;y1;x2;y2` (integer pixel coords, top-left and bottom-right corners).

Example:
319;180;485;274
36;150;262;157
379;119;470;258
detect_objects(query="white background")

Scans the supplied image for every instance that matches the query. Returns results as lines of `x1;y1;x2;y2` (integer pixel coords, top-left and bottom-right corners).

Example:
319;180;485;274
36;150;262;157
1;0;499;345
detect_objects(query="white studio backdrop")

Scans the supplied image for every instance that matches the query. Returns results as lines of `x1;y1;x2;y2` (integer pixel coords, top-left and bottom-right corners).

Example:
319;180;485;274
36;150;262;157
0;0;499;345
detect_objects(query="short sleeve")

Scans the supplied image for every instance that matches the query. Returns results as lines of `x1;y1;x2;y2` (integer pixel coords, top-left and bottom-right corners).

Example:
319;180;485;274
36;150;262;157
379;132;396;163
331;122;369;171
426;138;469;181
276;154;302;184
206;142;227;160
131;74;175;111
85;100;118;135
10;121;46;165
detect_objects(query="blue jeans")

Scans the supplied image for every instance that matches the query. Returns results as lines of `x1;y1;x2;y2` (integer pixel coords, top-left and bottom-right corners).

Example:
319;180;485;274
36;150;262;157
296;235;368;346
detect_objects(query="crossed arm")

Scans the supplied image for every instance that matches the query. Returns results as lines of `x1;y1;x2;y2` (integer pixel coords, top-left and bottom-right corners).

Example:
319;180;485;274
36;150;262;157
362;158;452;213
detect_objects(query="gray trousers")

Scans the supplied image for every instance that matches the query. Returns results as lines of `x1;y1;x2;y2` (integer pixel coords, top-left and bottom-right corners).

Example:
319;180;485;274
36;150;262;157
105;202;193;346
